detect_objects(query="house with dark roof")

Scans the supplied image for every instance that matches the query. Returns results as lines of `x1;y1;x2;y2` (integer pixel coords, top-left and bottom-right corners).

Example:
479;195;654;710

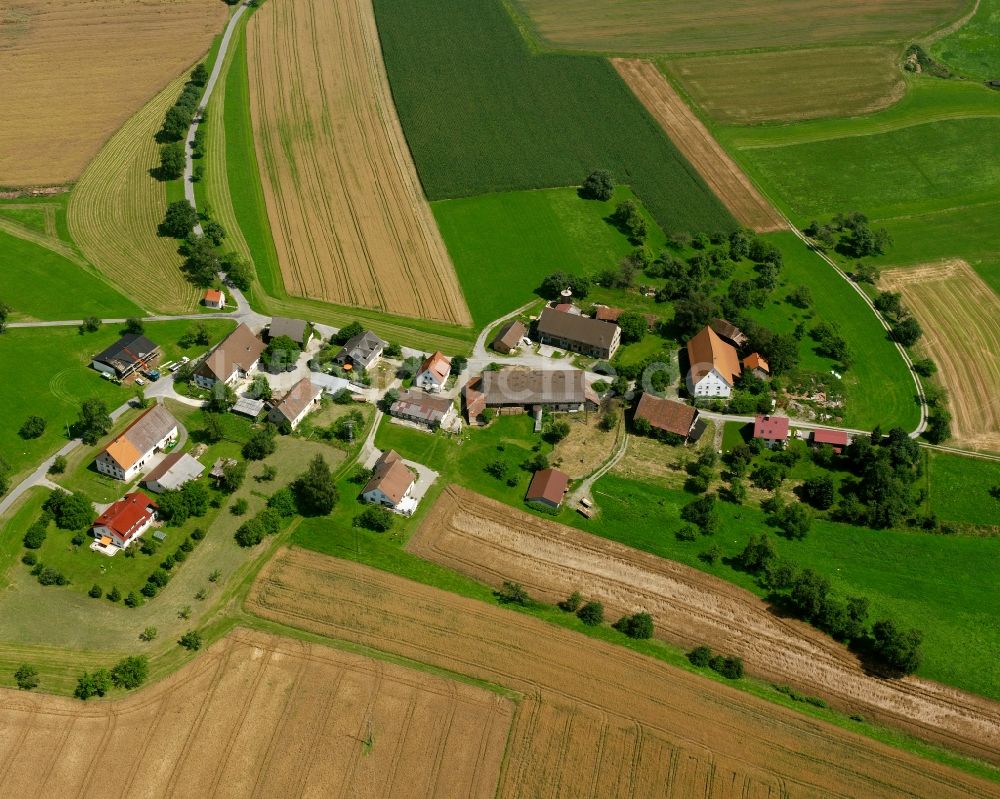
753;415;790;447
490;320;527;354
91;492;158;551
525;468;569;509
686;326;741;399
267;317;311;346
334;330;387;371
633;393;699;441
390;389;456;430
91;334;161;379
95;404;178;481
535;307;620;359
415;352;452;392
463;369;599;422
710;318;748;348
142;452;205;494
194;323;266;389
361;451;416;513
811;428;850;454
268;378;323;430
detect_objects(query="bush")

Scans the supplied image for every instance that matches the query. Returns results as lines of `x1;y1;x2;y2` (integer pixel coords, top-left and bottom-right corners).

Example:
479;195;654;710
75;669;112;700
141;582;157;598
110;655;149;689
267;487;297;517
710;655;744;679
687;645;712;667
674;523;698;542
292;455;338;515
179;630;203;651
558;591;582;612
23;522;46;549
18;415;46;439
495;581;530;606
871;619;923;674
124;591;141;607
576;600;604;626
354;505;394;532
14;664;38;691
37;566;67;586
48;455;67;475
580;169;614;200
21;552;37;566
230;498;249;516
613;612;653;639
108;586;122;603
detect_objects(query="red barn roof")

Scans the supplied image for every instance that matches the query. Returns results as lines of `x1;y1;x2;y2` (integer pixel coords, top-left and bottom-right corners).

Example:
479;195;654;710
525;468;569;507
93;491;158;541
812;428;849;447
753;415;789;441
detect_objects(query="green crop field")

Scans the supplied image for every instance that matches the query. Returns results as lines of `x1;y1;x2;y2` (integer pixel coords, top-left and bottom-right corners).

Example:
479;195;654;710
0;320;233;483
433;186;666;326
932;0;1000;79
924;451;1000;528
373;0;734;235
0;229;141;321
575;473;1000;701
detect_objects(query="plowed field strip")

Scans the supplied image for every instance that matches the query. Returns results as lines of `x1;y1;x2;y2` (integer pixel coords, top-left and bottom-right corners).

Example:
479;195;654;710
247;0;471;324
409;485;1000;764
881;260;1000;451
68;75;199;313
248;548;1000;798
612;59;785;233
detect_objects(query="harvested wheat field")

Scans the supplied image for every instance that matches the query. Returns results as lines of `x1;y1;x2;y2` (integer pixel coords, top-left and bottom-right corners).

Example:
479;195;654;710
612;59;784;233
408;485;1000;764
881;260;1000;451
247;0;471;324
249;547;1000;797
0;628;511;797
68;75;201;314
665;46;905;124
0;0;224;187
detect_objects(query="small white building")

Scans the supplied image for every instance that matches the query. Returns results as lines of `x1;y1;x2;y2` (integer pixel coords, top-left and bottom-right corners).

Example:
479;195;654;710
91;492;158;551
203;289;226;309
193;323;267;389
268;377;323;430
95;404;179;482
361;450;416;514
415;351;451;393
686;326;742;399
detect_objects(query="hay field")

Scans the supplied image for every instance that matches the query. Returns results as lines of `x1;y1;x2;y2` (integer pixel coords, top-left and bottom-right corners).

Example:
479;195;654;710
612;59;784;232
665;47;905;124
247;0;470;325
881;260;1000;451
68;75;200;314
409;486;1000;764
248;548;1000;797
0;629;511;797
510;0;968;54
0;0;225;187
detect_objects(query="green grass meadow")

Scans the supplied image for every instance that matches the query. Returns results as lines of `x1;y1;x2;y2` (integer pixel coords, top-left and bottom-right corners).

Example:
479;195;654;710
373;0;735;234
433;186;666;326
932;0;1000;79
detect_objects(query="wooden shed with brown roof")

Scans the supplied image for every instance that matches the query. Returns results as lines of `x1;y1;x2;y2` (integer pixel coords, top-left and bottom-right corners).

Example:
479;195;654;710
525;468;569;509
490;320;527;354
633;393;698;440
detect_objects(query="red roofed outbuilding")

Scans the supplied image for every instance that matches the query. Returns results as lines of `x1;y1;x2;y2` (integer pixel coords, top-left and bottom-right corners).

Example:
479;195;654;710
752;415;789;448
525;468;569;509
811;428;850;454
92;491;158;549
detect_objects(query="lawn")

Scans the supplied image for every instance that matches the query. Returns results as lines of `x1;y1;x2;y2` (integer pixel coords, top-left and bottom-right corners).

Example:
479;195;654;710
0;320;233;483
925;450;1000;528
574;473;1000;701
0;228;141;321
932;0;1000;80
433;186;666;326
373;0;735;235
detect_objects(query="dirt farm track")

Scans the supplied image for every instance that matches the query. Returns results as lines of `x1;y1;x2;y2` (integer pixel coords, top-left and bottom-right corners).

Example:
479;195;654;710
0;628;510;797
248;547;1000;798
408;486;1000;765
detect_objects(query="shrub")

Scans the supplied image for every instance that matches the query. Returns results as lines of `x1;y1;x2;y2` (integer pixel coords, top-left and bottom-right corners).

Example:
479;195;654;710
124;591;141;607
613;612;653;639
108;586;122;602
139;627;158;642
710;654;744;679
14;664;38;691
37;567;67;586
48;455;67;474
23;522;46;549
75;669;112;700
21;552;37;566
495;581;530;606
179;630;203;651
576;601;604;626
558;591;582;612
687;645;712;667
18;415;46;439
354;505;394;532
140;583;157;598
292;455;338;515
674;523;698;542
230;498;249;516
580;169;614;200
267;487;297;517
110;655;148;689
191;527;206;541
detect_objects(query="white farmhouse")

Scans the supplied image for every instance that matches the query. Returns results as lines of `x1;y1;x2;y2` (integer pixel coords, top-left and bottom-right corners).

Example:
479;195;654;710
361;450;416;514
415;351;451;392
95;404;179;482
268;377;323;430
193;323;266;389
685;326;742;399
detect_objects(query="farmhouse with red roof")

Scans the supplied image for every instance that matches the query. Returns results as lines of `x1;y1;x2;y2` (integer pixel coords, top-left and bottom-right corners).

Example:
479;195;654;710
752;415;789;448
91;491;158;552
811;428;850;454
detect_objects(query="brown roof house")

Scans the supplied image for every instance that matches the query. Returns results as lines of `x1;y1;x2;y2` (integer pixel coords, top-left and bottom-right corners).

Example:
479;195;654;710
390;389;456;430
361;451;417;515
686;326;741;399
141;452;204;494
267;317;311;347
194;323;266;389
525;468;569;509
464;368;599;422
415;352;452;392
535;307;620;359
490;320;527;354
710;318;749;348
95;403;179;482
743;353;770;380
811;428;850;454
633;393;699;442
268;377;323;430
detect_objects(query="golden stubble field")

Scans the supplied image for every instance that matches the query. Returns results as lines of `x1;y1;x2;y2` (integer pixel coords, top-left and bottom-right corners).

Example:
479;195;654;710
881;259;1000;452
0;0;225;187
248;547;1000;798
409;485;1000;766
0;628;511;797
247;0;471;324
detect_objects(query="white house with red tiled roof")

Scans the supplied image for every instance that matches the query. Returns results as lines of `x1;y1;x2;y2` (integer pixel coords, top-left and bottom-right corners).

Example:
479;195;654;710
415;352;451;393
203;289;225;308
95;404;178;481
91;492;158;552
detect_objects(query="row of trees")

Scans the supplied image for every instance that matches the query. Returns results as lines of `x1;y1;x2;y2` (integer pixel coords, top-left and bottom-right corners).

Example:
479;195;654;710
498;581;654;640
154;62;208;180
804;212;892;259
